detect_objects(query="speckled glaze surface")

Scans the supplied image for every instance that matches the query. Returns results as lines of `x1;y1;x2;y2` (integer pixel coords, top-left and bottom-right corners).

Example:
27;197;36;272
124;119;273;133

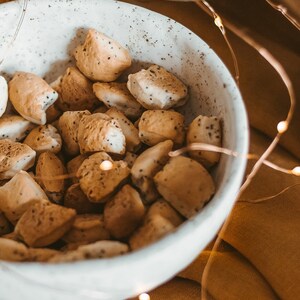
0;1;248;299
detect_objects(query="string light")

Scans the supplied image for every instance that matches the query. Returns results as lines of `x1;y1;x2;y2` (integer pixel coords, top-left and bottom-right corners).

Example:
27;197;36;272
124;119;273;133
169;143;300;177
197;0;240;83
239;183;300;203
277;121;288;133
292;166;300;176
139;293;151;300
99;160;113;171
266;0;300;30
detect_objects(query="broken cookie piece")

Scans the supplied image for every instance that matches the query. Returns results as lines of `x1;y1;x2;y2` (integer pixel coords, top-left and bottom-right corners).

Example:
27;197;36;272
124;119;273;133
0;139;36;179
77;113;126;155
49;240;129;262
106;108;141;152
0;211;11;236
131;140;173;203
55;67;99;111
64;183;101;214
0;171;48;224
138;110;185;146
127;65;188;110
15;201;76;247
66;154;89;184
74;29;132;82
63;214;110;244
146;199;184;226
24;124;62;155
35;152;67;203
27;248;59;262
0;238;29;261
0;115;35;142
154;156;215;218
58;110;91;156
93;82;143;119
104;185;145;239
129;214;175;250
187;115;222;167
77;152;130;203
8;72;58;125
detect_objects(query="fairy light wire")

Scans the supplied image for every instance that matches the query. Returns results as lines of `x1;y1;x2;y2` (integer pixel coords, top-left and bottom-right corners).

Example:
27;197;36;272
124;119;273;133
196;0;240;84
169;143;300;176
193;2;297;299
266;0;300;30
222;22;297;196
239;183;300;203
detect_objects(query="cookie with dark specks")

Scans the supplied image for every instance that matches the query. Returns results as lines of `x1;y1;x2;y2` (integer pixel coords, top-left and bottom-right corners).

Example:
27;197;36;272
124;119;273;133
0;139;36;179
77;152;130;203
187;115;222;167
63;214;110;243
55;67;99;112
0;238;29;262
93;82;143;119
58;110;91;156
74;29;131;82
49;240;129;262
0;171;47;225
15;201;76;247
104;185;145;239
127;65;188;110
131;140;173;203
138;110;185;146
154;156;215;218
24;124;62;155
36;151;66;203
0;115;35;142
8;72;58;125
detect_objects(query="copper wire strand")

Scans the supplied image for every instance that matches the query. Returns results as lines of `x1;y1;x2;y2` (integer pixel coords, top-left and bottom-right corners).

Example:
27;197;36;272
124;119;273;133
32;172;77;181
169;143;297;176
225;29;296;196
196;0;240;84
33;141;298;182
266;0;300;30
239;183;300;203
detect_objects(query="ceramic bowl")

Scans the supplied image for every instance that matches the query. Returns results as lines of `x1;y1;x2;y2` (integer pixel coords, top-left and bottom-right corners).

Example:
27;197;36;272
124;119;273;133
0;0;248;299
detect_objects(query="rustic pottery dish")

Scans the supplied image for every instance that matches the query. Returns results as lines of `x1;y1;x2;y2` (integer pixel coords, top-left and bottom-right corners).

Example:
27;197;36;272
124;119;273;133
0;0;248;299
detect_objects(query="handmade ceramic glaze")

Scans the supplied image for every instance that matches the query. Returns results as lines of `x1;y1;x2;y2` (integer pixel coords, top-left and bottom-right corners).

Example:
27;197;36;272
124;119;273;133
0;0;248;299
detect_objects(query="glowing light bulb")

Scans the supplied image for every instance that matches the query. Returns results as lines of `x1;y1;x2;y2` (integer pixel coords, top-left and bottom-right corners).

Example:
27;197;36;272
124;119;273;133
214;16;222;28
292;166;300;176
139;293;150;300
100;160;113;171
277;121;288;133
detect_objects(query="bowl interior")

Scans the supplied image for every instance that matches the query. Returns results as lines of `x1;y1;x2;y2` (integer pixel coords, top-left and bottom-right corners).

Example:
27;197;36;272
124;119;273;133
0;0;248;299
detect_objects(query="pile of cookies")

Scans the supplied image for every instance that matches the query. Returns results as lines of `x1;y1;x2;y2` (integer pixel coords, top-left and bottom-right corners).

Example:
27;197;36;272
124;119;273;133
0;29;221;263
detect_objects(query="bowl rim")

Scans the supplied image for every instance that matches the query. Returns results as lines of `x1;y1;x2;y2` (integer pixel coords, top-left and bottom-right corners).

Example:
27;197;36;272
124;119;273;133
1;0;249;293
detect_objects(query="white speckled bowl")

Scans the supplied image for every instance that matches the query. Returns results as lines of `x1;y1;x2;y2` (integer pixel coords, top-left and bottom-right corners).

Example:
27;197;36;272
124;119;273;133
0;0;248;299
